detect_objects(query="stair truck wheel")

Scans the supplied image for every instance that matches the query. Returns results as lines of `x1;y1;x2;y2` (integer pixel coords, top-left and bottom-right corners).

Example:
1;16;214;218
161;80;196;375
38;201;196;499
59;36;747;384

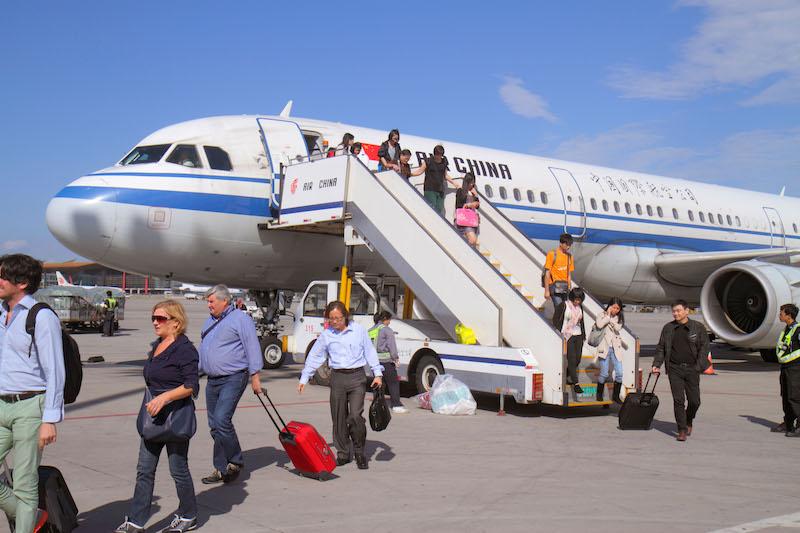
414;354;444;393
260;336;285;369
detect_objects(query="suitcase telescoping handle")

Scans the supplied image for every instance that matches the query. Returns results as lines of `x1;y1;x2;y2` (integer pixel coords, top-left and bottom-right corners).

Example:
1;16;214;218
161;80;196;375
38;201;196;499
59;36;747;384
254;388;289;434
642;372;660;396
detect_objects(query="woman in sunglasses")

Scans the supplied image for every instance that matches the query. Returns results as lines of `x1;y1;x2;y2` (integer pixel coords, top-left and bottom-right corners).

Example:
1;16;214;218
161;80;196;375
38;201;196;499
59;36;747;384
116;300;200;533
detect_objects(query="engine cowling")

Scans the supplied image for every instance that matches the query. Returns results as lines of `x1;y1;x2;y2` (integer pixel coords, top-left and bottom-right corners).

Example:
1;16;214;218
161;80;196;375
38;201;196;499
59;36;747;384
701;261;800;349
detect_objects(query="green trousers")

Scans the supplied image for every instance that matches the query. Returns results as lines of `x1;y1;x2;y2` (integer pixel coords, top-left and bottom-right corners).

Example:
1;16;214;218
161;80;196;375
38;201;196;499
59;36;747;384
0;395;44;533
423;190;445;216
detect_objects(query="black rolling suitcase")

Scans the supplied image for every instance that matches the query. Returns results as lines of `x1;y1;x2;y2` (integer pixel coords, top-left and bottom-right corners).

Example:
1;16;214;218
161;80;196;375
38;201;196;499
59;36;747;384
2;461;79;532
618;372;660;430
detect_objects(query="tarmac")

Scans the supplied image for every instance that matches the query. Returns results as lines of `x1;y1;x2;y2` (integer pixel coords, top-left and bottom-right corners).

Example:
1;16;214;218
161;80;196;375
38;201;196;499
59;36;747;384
2;296;798;533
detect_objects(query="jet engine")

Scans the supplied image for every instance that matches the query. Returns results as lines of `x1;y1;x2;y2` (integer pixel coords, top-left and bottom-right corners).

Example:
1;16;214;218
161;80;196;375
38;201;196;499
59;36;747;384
701;260;800;358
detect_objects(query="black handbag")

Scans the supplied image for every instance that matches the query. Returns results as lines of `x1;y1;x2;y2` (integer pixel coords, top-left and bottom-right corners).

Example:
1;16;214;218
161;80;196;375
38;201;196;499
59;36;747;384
136;388;197;442
369;386;392;432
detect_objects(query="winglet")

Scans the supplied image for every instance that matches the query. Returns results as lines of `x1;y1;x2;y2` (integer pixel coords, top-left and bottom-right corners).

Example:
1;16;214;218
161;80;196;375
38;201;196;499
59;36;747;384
55;271;71;287
279;100;293;118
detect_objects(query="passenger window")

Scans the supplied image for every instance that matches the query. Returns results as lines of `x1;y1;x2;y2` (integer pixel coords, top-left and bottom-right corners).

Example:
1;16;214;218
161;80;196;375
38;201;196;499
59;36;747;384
708;212;714;224
499;187;508;200
794;223;798;233
303;284;328;317
602;199;609;212
636;204;642;215
717;214;724;225
672;208;679;219
656;206;663;218
625;202;632;214
120;144;171;165
484;185;493;198
513;188;521;201
699;212;705;222
167;144;202;168
527;190;535;203
540;192;548;204
646;205;653;216
736;216;741;227
688;210;695;222
590;198;598;210
726;215;732;226
204;146;233;171
613;201;620;213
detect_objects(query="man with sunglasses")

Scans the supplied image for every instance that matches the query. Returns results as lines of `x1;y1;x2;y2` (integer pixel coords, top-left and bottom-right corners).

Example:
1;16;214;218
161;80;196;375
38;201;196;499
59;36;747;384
0;254;65;532
198;285;262;485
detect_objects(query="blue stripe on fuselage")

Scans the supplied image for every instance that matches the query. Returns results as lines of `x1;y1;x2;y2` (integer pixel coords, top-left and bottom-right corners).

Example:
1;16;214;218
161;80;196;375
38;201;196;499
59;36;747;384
53;185;778;251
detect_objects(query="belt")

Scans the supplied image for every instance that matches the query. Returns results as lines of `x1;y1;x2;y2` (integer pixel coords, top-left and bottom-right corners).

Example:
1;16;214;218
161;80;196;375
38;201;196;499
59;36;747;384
331;367;363;374
207;369;248;380
671;362;693;367
0;391;45;403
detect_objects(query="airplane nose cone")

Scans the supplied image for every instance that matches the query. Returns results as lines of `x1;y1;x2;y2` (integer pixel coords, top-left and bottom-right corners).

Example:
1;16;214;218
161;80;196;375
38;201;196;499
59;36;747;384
46;181;117;261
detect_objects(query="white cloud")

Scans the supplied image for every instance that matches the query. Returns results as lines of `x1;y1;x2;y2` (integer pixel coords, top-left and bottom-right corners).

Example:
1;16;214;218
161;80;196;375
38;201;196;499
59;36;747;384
608;0;800;105
1;240;28;251
499;76;557;122
542;125;800;193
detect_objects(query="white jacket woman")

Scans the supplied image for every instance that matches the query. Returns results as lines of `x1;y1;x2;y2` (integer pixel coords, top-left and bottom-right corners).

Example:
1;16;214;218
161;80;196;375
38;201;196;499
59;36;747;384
594;298;626;403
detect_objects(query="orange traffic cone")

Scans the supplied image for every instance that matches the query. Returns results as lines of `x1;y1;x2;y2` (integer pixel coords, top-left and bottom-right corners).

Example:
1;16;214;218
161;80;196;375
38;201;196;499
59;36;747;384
704;352;716;375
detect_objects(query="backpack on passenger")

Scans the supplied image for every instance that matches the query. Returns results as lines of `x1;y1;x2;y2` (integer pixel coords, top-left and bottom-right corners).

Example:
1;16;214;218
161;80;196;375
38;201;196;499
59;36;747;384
2;461;79;533
25;303;83;405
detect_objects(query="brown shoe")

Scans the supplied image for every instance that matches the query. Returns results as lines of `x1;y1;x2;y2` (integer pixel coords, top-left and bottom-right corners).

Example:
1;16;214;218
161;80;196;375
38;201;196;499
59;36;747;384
676;430;687;442
687;425;693;436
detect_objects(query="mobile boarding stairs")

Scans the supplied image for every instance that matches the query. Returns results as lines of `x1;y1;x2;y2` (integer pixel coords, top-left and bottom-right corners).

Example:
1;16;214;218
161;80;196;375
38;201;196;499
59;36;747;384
265;154;640;407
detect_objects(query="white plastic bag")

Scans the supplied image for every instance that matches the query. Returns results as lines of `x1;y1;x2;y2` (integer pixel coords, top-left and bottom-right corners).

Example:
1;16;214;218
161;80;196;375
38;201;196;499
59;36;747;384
430;374;477;416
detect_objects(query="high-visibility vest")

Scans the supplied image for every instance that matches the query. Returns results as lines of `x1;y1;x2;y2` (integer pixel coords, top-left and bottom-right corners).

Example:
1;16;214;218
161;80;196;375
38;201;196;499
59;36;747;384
105;297;117;310
776;322;800;364
368;324;391;361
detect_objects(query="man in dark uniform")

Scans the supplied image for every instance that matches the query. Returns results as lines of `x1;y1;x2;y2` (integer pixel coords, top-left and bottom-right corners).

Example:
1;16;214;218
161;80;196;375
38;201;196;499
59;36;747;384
102;290;117;337
774;303;800;436
652;299;710;442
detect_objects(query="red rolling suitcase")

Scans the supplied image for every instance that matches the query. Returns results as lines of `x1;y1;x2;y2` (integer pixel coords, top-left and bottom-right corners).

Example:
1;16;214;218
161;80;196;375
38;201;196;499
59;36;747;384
255;389;336;480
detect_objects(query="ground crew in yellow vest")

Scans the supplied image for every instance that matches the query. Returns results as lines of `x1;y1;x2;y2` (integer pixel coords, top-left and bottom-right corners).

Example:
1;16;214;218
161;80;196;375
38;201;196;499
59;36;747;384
102;290;117;337
774;303;800;437
368;311;408;413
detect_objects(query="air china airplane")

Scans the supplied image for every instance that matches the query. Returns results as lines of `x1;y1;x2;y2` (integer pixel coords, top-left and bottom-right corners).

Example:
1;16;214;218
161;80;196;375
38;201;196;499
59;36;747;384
46;103;800;360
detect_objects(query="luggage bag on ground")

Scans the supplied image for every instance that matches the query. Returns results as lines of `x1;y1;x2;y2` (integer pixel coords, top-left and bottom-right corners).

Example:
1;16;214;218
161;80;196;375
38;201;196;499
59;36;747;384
255;389;336;480
2;461;79;532
618;372;660;430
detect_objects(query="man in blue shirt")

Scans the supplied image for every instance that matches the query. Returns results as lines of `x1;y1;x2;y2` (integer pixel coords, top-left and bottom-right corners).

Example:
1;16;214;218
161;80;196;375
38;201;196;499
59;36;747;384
298;301;382;470
0;254;65;532
198;285;262;485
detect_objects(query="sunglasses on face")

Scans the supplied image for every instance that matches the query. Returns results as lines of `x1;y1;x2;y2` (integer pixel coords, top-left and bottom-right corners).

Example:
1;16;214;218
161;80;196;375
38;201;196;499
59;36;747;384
151;315;171;323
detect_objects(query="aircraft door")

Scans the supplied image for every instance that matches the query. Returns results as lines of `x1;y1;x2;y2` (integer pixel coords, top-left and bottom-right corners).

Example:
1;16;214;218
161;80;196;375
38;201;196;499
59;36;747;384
549;167;587;238
256;118;310;211
763;207;786;248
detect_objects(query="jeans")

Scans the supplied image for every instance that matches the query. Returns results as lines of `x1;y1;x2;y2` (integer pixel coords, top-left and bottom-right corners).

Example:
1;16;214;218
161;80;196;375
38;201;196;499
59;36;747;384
381;362;402;407
549;285;567;309
598;347;623;384
423;190;445;216
0;395;43;533
129;439;196;526
206;370;248;473
668;363;701;431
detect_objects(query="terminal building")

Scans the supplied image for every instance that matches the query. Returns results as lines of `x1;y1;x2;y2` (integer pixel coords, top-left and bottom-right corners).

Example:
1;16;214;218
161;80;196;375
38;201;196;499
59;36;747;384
42;261;173;294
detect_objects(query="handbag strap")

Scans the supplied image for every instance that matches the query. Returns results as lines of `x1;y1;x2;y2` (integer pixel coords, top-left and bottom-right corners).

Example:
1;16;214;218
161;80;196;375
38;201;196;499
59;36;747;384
201;307;234;340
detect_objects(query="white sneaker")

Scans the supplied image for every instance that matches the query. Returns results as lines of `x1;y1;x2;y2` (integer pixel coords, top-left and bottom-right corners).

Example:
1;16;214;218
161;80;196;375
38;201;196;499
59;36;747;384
392;406;409;414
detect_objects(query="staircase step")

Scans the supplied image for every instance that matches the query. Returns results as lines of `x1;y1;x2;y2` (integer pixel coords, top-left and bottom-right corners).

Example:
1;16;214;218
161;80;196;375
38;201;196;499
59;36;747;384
511;283;522;288
490;261;501;267
567;400;613;407
502;273;512;277
481;251;491;256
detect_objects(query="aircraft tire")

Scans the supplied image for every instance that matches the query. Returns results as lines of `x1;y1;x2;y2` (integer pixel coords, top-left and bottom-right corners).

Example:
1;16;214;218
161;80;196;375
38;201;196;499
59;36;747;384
260;336;285;369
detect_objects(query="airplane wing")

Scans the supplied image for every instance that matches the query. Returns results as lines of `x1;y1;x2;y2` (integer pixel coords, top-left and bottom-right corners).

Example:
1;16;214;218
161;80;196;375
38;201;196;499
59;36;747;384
654;248;800;286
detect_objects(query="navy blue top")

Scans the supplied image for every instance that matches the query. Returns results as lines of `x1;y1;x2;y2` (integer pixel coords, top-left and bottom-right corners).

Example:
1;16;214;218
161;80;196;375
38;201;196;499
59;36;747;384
143;334;199;394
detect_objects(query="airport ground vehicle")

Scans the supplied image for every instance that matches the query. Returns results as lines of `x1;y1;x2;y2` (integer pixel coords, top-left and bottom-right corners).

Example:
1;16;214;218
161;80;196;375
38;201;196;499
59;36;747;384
35;286;125;331
284;279;544;404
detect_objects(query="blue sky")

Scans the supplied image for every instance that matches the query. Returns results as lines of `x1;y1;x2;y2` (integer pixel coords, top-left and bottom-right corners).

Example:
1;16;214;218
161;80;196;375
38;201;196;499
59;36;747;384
3;0;799;261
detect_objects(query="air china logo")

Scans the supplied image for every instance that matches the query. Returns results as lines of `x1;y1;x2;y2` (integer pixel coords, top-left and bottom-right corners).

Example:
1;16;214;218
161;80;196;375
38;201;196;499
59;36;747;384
290;178;299;194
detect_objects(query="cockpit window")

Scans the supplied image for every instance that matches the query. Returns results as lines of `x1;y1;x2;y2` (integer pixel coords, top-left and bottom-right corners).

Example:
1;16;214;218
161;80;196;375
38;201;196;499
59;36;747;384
167;144;203;168
204;146;233;171
120;144;171;165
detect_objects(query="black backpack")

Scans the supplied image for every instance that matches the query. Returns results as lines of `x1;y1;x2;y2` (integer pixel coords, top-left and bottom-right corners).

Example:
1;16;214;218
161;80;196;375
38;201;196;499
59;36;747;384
25;303;83;405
